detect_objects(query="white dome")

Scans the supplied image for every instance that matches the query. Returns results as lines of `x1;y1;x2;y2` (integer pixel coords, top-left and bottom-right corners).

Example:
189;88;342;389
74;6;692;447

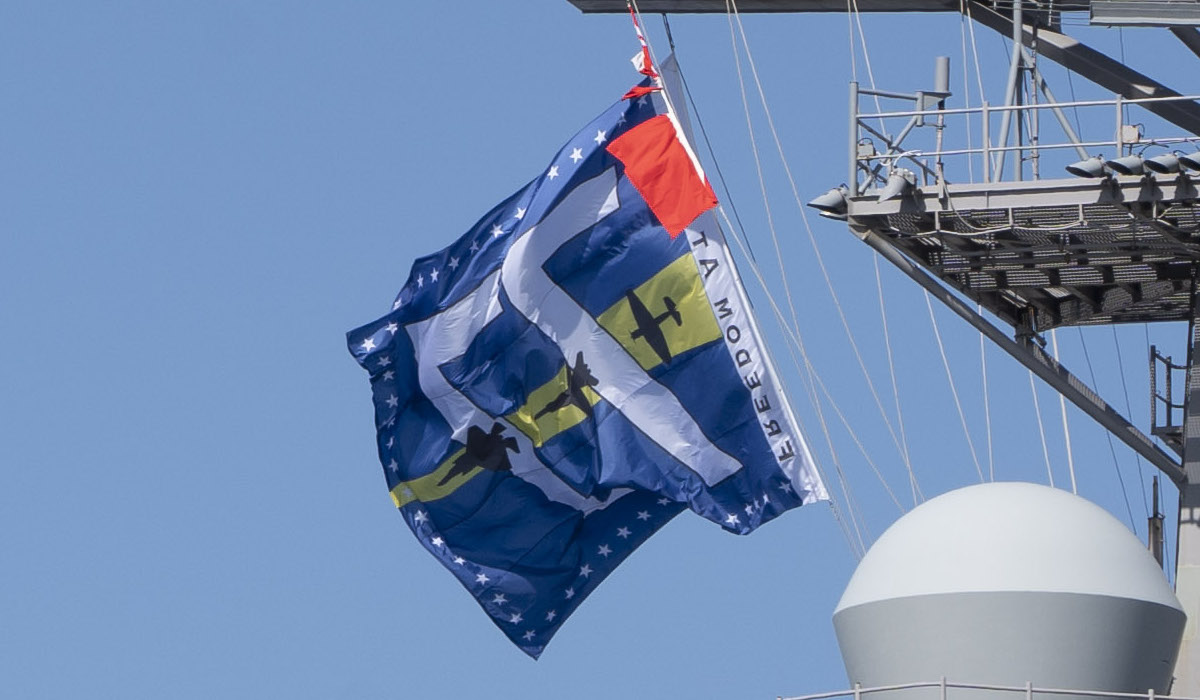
836;481;1180;611
833;482;1184;698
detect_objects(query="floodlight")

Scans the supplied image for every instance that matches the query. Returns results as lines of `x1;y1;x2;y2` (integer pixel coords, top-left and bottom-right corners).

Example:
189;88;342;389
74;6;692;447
1179;151;1200;171
877;168;916;203
1065;156;1108;178
1144;153;1181;175
807;185;849;220
1105;154;1145;176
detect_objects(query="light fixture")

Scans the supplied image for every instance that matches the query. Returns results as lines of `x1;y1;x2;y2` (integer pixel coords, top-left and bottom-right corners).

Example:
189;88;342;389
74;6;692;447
1065;156;1108;178
1105;154;1145;176
1144;153;1181;175
877;168;916;203
807;185;850;220
1178;151;1200;171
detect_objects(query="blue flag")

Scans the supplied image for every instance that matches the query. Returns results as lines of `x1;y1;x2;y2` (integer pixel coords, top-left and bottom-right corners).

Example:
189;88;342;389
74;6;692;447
347;86;827;658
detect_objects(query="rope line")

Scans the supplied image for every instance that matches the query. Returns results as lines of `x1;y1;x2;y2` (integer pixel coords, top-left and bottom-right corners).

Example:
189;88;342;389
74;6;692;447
924;291;985;482
1029;369;1056;488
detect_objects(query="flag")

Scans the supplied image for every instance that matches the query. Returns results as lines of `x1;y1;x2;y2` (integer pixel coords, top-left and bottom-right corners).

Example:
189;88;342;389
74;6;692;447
347;84;827;658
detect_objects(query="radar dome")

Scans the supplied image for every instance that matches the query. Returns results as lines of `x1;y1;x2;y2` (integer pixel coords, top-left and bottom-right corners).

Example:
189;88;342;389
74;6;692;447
833;482;1183;700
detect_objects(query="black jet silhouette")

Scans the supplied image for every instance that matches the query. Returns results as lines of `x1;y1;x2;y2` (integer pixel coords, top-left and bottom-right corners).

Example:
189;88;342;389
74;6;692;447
437;422;519;485
626;290;682;365
533;352;599;420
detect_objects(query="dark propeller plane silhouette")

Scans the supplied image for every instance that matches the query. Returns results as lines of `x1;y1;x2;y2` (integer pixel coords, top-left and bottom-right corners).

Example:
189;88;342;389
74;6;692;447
437;422;520;485
533;351;600;420
626;290;683;365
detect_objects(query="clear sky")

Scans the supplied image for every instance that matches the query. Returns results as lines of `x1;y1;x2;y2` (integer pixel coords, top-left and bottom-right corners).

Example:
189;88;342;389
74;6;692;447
4;3;1198;698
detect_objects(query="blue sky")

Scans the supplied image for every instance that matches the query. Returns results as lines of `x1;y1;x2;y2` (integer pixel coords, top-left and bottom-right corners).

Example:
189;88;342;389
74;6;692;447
4;3;1196;698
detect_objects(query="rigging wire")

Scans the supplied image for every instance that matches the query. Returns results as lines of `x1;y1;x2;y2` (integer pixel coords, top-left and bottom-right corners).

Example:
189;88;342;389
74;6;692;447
720;205;874;556
842;0;988;486
640;2;869;556
719;5;907;518
978;304;995;481
661;15;759;263
725;1;915;485
1077;326;1139;534
1114;326;1151;519
875;254;921;505
1051;330;1079;494
1029;369;1056;488
924;291;985;482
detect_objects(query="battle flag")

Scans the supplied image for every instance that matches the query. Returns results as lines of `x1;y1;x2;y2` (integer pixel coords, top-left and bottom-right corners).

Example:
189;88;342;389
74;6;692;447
347;84;827;658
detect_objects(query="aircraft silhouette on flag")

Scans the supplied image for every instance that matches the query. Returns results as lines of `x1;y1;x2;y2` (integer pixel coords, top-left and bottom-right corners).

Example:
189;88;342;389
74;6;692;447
626;290;683;365
438;422;520;485
534;352;599;420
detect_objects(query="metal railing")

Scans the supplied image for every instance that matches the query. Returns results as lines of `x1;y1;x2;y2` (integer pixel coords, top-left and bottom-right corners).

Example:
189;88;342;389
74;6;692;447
781;679;1189;700
848;87;1200;196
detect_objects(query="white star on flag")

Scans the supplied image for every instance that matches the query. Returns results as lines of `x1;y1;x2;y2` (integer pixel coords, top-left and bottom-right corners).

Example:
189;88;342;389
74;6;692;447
657;497;671;506
386;395;399;408
744;504;755;515
453;556;466;565
378;356;391;367
593;129;606;145
523;630;535;641
579;564;592;578
414;510;428;524
491;224;504;238
617;527;631;539
514;207;525;220
569;147;583;163
476;573;490;584
493;593;507;604
547;165;559;179
430;268;439;282
385;437;394;448
387;460;399;473
360;338;376;352
448;256;460;270
725;513;740;526
564;587;575;599
636;510;650;521
598;544;612;557
546;610;557;621
385;322;398;334
510;613;523;624
431;536;443;547
383;370;394;381
469;240;480;253
416;273;424;288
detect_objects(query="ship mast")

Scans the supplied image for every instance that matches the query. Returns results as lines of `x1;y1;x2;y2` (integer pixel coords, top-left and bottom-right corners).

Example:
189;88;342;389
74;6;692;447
569;0;1200;693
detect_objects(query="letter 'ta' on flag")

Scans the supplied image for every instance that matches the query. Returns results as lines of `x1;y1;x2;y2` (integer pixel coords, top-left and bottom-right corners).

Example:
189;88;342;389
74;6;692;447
605;114;718;238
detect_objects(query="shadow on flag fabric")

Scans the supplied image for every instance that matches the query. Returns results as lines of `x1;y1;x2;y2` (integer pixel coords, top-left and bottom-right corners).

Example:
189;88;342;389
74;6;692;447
347;84;828;658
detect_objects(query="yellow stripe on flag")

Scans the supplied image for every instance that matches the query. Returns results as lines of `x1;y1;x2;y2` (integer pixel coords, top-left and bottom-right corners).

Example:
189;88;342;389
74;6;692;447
389;448;478;508
507;366;601;447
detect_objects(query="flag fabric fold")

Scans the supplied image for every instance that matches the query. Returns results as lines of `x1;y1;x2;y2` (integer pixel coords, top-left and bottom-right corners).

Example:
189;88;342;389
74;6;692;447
347;85;826;658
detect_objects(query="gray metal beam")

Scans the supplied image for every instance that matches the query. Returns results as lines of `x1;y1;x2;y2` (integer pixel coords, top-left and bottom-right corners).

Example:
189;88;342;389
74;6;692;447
1092;1;1200;27
968;1;1200;136
1172;281;1200;694
855;226;1187;485
1172;26;1200;60
569;0;962;13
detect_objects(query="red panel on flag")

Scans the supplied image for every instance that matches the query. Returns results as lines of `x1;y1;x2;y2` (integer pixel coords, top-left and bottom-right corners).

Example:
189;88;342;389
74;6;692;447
605;114;718;237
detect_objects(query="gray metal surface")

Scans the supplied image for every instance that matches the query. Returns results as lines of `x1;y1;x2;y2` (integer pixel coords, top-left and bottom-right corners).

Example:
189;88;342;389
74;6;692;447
834;592;1184;700
567;0;1088;13
846;176;1200;332
1093;1;1200;27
